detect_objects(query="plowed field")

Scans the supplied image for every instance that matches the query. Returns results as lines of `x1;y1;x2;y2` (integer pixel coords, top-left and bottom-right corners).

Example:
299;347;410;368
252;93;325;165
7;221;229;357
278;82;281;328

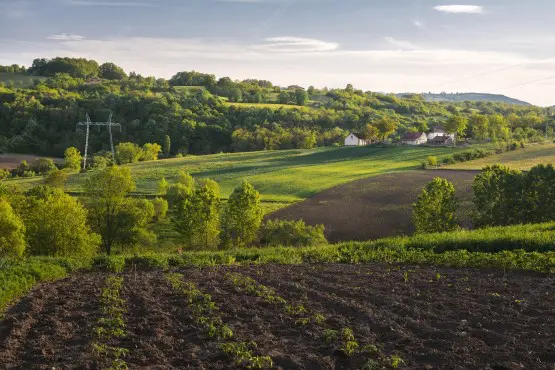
1;264;553;369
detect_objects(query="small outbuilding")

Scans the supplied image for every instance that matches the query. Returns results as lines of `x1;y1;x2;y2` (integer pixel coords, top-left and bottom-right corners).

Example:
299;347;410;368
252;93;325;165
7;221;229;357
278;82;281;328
344;132;373;146
429;135;454;146
400;132;428;145
428;126;455;141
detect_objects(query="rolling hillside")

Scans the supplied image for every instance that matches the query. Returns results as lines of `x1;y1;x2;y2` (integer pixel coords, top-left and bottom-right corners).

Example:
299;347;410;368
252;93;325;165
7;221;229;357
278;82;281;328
6;145;467;203
445;143;555;170
399;92;531;106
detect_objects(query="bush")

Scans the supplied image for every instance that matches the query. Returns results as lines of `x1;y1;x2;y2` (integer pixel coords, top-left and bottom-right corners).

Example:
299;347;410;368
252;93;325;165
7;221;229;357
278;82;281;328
413;178;458;233
0;199;26;258
152;197;168;221
115;142;142;164
44;169;68;188
35;158;57;174
422;156;438;168
0;169;9;180
259;219;327;247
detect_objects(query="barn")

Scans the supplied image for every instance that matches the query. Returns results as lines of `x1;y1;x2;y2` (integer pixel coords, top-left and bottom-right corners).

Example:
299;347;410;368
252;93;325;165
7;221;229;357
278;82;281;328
344;132;373;146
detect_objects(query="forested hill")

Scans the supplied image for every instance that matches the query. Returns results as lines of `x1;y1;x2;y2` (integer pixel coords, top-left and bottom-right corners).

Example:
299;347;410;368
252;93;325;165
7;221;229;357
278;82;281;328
413;93;531;106
0;57;551;158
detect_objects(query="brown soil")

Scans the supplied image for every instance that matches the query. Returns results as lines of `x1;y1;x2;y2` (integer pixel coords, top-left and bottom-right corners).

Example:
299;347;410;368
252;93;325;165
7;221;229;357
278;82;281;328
1;265;553;369
267;170;478;242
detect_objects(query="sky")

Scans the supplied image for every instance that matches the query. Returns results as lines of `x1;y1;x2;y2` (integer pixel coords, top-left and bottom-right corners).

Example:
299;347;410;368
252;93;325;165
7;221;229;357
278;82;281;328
1;0;555;106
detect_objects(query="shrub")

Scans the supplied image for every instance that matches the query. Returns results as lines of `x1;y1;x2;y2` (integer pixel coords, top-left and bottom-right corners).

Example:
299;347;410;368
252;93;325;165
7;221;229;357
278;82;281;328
0;169;10;180
35;158;57;174
64;147;82;172
176;170;195;188
44;169;68;188
153;197;169;220
115;142;142;164
423;156;438;168
259;219;327;247
0;199;26;258
413;177;458;233
158;177;169;195
140;143;162;161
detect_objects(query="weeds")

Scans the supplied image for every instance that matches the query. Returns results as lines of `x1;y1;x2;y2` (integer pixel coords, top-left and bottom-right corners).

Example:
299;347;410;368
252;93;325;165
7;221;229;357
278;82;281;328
166;273;273;368
91;275;129;370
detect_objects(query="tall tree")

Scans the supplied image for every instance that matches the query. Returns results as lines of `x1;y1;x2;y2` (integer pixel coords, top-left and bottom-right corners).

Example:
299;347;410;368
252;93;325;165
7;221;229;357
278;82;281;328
374;116;399;141
444;115;468;146
412;177;459;234
64;147;82;172
295;88;309;106
163;135;171;158
0;198;26;258
470;114;489;140
85;166;137;255
221;180;263;248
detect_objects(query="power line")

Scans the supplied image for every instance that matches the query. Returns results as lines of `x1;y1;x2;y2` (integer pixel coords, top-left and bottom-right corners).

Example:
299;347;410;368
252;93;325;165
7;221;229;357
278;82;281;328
76;113;121;170
487;74;555;93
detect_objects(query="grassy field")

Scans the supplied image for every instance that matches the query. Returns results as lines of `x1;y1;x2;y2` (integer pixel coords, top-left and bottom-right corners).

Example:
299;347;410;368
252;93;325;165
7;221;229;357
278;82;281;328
445;143;555;170
0;72;45;88
5;145;468;203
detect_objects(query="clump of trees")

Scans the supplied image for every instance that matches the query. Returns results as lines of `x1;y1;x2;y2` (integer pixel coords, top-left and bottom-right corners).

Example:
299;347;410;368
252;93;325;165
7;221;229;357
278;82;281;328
413;178;459;234
259;220;326;247
413;163;555;234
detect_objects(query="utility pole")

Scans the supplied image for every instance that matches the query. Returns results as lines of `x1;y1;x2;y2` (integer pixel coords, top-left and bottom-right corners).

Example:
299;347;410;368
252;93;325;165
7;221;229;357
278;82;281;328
77;113;121;170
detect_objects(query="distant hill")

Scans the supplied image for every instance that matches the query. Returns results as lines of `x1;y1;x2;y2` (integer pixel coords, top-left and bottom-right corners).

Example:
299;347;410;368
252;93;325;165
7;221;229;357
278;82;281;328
399;92;532;106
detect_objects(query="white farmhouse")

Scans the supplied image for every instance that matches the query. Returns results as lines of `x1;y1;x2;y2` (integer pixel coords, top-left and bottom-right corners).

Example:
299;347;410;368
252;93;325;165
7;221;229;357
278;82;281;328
428;126;455;141
344;132;372;146
400;132;428;145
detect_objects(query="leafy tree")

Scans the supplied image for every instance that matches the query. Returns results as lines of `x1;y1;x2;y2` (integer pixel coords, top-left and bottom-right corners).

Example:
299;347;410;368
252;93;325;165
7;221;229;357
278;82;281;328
85;166;137;255
221;180;263;248
44;169;68;188
152;197;169;221
0;199;26;258
158;177;169;196
374;116;399;141
176;170;195;188
488;114;510;141
470;114;489;140
295;88;309;106
64;147;82;172
196;178;220;199
522;164;555;223
259;219;326;247
99;62;127;80
23;189;100;258
361;124;380;141
472;165;525;227
115;142;142;164
163;135;171;158
0;169;10;180
166;183;192;208
413;177;459;233
192;185;220;249
444;115;468;146
36;158;57;174
141;143;162;161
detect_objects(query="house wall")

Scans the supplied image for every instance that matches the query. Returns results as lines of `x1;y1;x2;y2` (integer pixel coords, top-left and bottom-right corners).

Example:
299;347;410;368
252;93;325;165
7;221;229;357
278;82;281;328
428;132;455;140
345;134;361;146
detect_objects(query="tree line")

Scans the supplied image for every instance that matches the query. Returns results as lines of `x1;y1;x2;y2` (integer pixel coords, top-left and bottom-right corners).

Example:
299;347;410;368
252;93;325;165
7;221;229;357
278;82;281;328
0;57;552;159
413;164;555;233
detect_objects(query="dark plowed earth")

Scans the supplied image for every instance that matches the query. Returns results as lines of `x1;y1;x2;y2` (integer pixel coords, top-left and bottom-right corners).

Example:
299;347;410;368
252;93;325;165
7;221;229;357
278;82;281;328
267;170;478;242
1;265;553;369
231;264;555;370
0;273;103;369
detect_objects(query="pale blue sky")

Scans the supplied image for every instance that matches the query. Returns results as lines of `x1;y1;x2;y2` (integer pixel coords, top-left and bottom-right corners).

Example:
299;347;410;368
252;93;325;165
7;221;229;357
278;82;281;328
1;0;555;105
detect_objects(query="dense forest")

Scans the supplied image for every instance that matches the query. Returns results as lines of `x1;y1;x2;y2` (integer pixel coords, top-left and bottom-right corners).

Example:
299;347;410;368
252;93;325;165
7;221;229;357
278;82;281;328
0;57;552;158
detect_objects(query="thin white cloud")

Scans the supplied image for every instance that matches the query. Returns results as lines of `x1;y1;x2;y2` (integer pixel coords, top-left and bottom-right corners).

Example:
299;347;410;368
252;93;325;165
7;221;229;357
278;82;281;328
253;37;339;52
385;37;419;50
413;20;424;28
67;0;156;7
434;5;483;14
48;33;86;41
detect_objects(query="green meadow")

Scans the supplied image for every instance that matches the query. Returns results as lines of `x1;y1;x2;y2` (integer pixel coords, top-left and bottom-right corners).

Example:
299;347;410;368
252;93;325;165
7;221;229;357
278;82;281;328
445;143;555;170
7;145;468;203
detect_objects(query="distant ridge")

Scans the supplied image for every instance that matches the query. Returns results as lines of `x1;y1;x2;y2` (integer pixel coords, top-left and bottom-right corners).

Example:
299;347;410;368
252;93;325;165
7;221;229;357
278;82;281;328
398;92;532;106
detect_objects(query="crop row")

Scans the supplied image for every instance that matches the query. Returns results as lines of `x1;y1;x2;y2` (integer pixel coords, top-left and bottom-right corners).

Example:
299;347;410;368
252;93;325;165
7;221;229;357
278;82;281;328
225;272;404;368
165;273;273;369
91;275;128;370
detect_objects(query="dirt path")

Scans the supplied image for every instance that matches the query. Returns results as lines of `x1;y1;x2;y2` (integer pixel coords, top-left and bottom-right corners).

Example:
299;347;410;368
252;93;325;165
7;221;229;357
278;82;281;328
268;170;478;242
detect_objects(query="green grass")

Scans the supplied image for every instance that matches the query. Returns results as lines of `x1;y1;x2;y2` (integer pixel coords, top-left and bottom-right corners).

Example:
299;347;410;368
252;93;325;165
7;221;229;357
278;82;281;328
0;72;45;88
445;143;555;170
6;145;470;203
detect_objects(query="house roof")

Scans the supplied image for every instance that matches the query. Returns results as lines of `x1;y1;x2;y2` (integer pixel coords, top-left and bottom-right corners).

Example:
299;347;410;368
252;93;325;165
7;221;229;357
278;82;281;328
401;132;426;141
430;135;452;143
